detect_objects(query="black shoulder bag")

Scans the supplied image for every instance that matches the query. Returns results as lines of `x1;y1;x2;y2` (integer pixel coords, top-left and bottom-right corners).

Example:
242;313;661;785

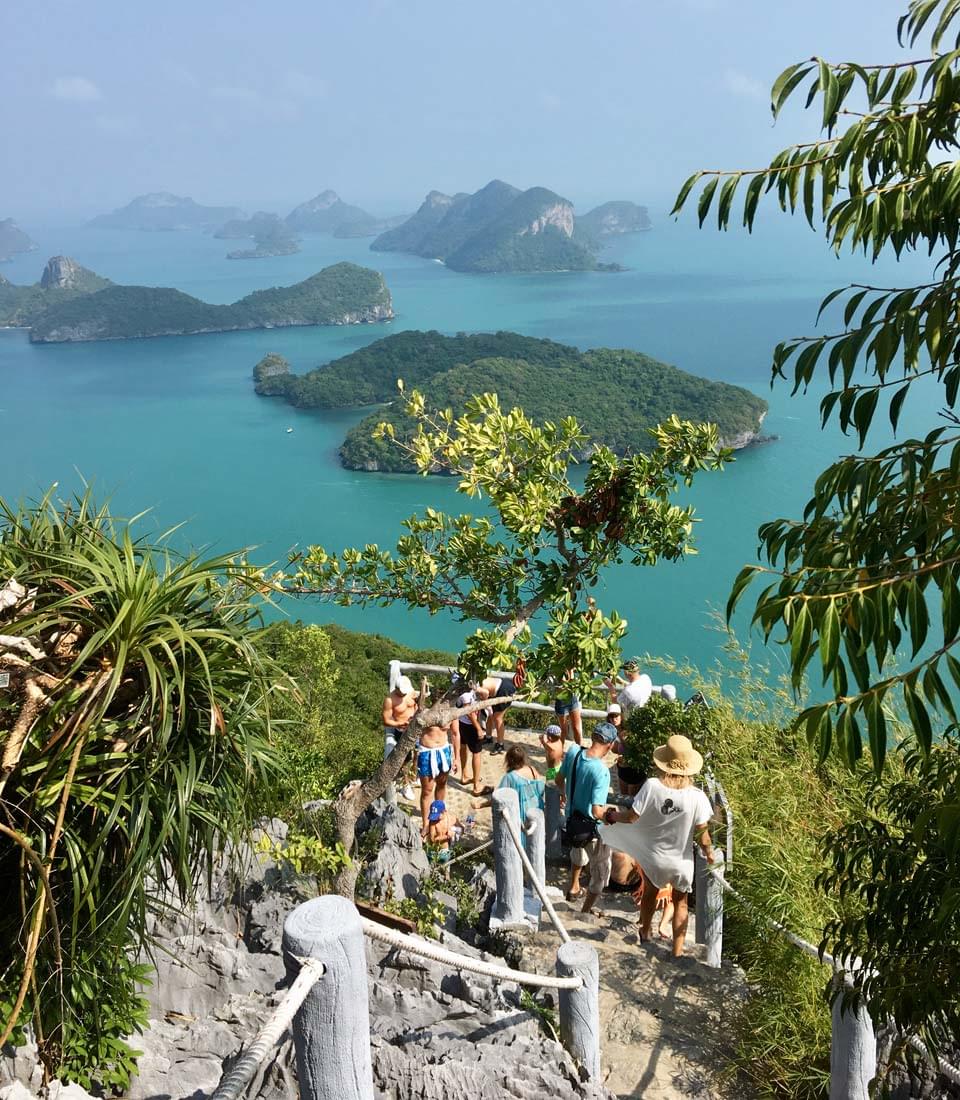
561;749;600;848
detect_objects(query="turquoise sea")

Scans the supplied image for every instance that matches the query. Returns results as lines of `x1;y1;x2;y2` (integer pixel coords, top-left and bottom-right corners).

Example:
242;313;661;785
0;213;937;687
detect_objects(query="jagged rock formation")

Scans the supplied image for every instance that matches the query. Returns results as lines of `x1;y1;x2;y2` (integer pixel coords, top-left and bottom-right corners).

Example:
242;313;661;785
0;219;37;262
371;181;648;273
575;201;651;244
39;256;103;291
89;193;244;231
0;257;111;328
1;812;613;1100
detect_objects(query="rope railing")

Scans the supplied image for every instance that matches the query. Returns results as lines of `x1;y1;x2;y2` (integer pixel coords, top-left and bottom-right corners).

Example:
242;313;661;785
209;957;325;1100
360;915;583;989
445;837;493;866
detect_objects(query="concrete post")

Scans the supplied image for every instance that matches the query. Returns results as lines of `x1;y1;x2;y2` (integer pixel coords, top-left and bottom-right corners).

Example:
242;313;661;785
556;940;600;1080
282;896;375;1100
830;979;876;1100
694;853;721;968
545;784;563;863
694;845;708;946
490;787;525;928
525;806;546;893
383;729;398;806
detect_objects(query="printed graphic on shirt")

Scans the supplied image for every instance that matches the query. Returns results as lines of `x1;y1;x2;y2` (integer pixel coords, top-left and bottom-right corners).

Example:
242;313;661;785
660;797;682;816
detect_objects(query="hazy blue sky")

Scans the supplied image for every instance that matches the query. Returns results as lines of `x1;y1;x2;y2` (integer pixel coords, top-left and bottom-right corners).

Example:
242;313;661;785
3;0;912;221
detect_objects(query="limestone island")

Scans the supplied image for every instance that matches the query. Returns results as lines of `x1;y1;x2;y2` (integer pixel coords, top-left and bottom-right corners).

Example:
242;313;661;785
370;180;651;273
3;259;393;342
252;330;769;472
284;189;408;238
0;218;38;262
88;193;244;232
215;212;301;260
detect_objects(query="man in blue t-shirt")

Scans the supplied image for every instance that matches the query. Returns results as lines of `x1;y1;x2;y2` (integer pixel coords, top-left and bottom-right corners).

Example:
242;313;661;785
556;721;617;913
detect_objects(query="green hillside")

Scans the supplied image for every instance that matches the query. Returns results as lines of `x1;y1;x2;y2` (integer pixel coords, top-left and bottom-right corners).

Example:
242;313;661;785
28;263;393;343
339;350;769;471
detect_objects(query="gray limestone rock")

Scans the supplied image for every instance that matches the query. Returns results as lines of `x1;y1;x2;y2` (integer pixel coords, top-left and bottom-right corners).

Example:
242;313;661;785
357;801;431;902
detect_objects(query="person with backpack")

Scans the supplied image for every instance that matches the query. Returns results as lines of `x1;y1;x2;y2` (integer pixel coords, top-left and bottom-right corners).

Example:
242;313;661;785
555;721;618;911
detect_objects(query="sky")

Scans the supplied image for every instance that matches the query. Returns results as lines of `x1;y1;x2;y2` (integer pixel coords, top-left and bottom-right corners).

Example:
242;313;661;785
2;0;914;222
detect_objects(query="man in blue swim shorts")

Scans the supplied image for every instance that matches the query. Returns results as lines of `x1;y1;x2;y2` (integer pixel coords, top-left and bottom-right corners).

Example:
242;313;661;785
416;722;458;836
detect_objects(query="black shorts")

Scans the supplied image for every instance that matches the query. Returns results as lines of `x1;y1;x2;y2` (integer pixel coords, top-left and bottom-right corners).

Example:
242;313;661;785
491;677;513;714
460;722;483;754
617;764;646;786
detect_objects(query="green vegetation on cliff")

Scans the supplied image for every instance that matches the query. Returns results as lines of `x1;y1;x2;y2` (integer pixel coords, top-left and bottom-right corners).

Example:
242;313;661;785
27;262;393;342
0;258;111;327
250;329;767;472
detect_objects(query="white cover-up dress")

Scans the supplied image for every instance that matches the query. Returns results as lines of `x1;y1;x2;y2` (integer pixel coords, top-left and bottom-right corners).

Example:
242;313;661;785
598;778;713;892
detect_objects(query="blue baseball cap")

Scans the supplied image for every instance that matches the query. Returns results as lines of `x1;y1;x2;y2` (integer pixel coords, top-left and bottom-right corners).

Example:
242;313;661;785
545;724;562;738
428;800;446;822
593;721;619;744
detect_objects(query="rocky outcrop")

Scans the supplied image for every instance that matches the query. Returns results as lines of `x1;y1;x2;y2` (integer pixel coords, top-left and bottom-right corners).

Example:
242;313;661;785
39;256;97;291
2;813;612;1100
575;202;651;244
520;201;575;238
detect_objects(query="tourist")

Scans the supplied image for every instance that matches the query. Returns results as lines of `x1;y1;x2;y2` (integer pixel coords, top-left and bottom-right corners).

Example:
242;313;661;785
605;658;653;717
483;673;514;755
553;669;583;745
556;720;618;913
608;701;644;800
425;799;461;868
417;722;459;836
539;723;565;781
453;683;493;797
601;734;715;957
382;674;419;801
471;745;545;847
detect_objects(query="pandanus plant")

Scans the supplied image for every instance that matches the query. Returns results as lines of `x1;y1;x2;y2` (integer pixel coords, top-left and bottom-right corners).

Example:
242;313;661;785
0;489;279;1088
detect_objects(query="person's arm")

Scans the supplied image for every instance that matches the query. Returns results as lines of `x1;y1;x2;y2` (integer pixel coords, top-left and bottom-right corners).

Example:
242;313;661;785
695;822;715;863
605;807;639;824
590;772;611;820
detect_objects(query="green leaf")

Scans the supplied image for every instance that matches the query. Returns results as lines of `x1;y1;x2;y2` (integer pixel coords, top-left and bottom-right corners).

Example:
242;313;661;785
819;600;841;678
726;565;759;622
697;178;719;227
771;61;814;116
889;384;910;431
671;172;703;216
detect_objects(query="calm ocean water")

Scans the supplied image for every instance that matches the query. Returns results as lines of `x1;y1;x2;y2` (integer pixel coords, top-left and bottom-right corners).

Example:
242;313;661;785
0;213;937;687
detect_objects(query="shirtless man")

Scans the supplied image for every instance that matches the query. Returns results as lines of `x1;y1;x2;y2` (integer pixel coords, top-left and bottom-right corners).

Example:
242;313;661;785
382;674;420;800
417;722;460;835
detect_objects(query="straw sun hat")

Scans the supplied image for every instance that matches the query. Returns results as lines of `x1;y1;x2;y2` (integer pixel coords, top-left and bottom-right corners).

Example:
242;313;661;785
653;734;704;777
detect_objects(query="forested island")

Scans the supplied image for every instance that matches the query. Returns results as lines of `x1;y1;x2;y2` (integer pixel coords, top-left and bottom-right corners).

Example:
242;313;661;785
89;193;244;231
284;189;406;238
6;260;393;342
215;212;301;259
252;330;769;471
0;218;37;262
370;180;650;273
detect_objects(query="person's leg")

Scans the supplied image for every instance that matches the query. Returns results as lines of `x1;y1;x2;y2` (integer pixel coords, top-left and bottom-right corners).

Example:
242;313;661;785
557;710;569;745
570;703;583;746
435;771;449;806
420;776;436;834
471;751;484;795
460;737;469;781
581;840;612;914
567;845;588;898
658;886;675;939
671;890;689;957
638;871;659;940
494;710;506;747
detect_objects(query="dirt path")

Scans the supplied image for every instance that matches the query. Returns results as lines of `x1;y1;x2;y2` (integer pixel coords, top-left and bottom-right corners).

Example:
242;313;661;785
401;725;752;1099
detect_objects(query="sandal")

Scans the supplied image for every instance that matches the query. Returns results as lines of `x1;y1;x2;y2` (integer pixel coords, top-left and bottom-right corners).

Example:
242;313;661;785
474;784;495;797
566;888;586;902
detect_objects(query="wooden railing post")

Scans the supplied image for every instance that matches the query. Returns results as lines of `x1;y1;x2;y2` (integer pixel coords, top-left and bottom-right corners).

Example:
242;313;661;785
490;787;526;928
282;896;375;1100
545;784;563;863
830;978;876;1100
556;940;600;1079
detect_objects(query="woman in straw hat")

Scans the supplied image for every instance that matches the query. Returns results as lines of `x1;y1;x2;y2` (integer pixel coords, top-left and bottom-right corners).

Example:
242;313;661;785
600;734;715;958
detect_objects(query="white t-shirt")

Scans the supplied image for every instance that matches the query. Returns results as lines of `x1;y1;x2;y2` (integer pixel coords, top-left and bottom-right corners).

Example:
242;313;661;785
617;673;653;715
599;777;713;891
457;691;489;730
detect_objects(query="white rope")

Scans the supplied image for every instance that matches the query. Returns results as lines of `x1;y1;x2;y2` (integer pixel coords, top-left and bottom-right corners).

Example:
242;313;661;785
500;812;571;945
445;838;493;866
209;956;325;1100
906;1035;960;1087
361;916;582;989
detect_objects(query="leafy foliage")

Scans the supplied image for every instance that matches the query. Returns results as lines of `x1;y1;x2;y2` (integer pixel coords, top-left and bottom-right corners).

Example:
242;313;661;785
820;736;960;1048
674;0;960;771
291;387;728;694
0;262;111;327
620;692;722;775
27;262;391;342
672;0;960;1057
339;348;767;472
0;489;278;1086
